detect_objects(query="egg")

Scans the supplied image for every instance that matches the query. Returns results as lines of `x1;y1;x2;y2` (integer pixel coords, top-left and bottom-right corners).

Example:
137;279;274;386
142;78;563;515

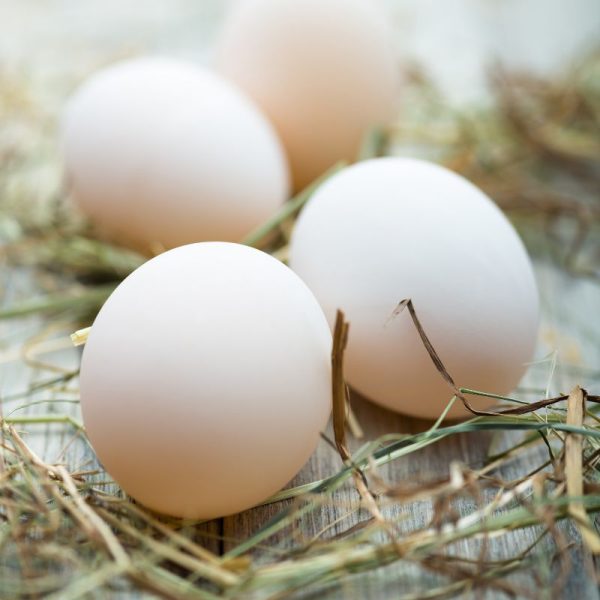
79;242;331;519
217;0;400;190
61;58;289;252
288;158;539;419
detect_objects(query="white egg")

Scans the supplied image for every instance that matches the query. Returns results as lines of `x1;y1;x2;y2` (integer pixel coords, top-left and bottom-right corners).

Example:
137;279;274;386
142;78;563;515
217;0;400;190
289;158;539;419
61;57;289;252
80;242;331;519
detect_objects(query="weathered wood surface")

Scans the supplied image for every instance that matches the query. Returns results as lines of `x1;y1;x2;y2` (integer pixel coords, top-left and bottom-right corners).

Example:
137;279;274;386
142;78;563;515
2;253;600;599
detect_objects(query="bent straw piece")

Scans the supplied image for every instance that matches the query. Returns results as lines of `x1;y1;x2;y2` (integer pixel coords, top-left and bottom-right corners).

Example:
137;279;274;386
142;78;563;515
331;310;351;462
565;386;600;554
241;162;346;248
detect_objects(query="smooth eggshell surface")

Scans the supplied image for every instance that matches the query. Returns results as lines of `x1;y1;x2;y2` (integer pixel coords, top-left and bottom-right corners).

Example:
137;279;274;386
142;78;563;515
79;243;331;519
289;158;539;419
217;0;399;190
62;58;289;251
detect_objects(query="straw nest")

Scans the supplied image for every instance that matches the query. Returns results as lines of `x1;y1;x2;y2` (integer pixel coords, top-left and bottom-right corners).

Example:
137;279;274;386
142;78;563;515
1;54;600;598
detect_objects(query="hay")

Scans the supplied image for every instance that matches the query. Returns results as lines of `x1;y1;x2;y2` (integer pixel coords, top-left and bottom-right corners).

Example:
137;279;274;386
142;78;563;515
1;54;600;597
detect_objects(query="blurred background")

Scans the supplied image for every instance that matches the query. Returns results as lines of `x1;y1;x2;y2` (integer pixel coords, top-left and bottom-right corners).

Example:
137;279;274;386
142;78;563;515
1;0;599;104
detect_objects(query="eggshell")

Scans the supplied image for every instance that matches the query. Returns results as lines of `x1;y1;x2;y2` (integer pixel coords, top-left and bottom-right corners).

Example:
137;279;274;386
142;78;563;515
288;158;539;419
79;242;331;519
61;58;289;251
217;0;399;190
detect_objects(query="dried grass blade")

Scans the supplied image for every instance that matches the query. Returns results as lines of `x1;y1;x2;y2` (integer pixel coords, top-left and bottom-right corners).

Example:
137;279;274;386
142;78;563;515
241;162;346;248
0;284;116;320
44;562;129;600
56;466;131;568
565;386;600;554
331;309;351;462
97;507;240;589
